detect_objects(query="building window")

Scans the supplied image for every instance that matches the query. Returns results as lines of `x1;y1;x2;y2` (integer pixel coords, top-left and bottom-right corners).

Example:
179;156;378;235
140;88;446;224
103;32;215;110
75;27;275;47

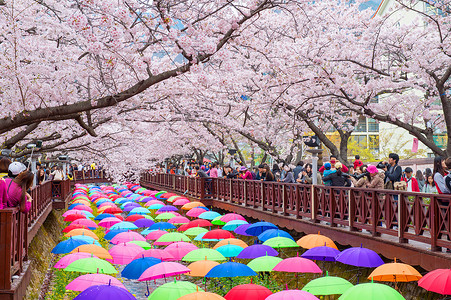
367;118;379;132
355;116;367;132
350;135;367;146
369;135;380;154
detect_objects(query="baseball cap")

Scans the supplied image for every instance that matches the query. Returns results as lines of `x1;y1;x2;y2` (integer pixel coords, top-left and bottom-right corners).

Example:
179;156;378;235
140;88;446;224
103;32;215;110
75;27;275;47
8;162;27;176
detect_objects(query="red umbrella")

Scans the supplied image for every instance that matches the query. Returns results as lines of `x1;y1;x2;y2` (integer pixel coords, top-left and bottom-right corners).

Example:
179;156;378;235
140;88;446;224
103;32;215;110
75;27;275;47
125;215;145;222
114;214;124;221
63;224;89;233
178;220;212;232
73;205;93;213
64;214;87;222
203;229;234;240
104;207;123;214
418;269;451;295
225;284;272;300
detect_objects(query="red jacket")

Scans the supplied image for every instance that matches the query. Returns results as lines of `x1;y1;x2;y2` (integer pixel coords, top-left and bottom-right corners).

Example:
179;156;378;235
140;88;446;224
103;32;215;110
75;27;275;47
353;159;363;169
402;176;420;192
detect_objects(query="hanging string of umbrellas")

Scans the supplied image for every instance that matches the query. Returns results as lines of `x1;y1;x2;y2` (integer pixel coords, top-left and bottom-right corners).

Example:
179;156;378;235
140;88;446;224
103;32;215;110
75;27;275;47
52;183;449;299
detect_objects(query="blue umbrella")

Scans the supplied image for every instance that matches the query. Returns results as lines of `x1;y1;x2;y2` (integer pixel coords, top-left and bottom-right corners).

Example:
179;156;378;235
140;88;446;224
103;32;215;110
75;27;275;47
148;204;164;210
133;219;155;228
301;246;340;262
51;237;90;254
121;257;162;279
130;207;151;215
236;244;278;259
75;210;94;219
245;222;278;236
70;235;101;246
194;232;207;241
258;229;294;242
104;229;128;240
234;224;252;236
149;222;176;230
115;198;129;204
68;203;84;210
95;199;112;206
198;211;221;220
216;245;244;258
110;222;138;230
141;228;163;236
223;220;249;231
335;245;384;267
205;262;257;278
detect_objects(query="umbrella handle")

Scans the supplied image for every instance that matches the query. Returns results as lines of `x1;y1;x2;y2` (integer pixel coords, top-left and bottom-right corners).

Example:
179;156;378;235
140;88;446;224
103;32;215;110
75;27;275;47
144;281;150;297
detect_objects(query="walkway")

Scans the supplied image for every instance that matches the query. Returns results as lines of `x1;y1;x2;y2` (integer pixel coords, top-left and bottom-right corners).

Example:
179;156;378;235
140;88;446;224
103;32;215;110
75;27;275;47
140;173;451;271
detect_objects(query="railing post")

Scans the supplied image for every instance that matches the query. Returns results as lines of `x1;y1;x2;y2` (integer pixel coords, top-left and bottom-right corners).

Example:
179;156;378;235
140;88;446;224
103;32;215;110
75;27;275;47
229;179;233;203
398;193;407;243
282;185;287;216
295;185;300;219
243;181;247;207
330;187;335;227
371;191;380;237
311;185;317;221
261;182;266;211
200;179;205;202
349;190;357;231
0;209;14;290
430;196;440;251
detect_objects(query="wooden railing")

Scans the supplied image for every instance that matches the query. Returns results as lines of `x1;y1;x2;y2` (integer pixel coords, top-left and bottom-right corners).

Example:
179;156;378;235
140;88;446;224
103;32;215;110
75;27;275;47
0;179;71;291
141;173;451;252
72;170;108;183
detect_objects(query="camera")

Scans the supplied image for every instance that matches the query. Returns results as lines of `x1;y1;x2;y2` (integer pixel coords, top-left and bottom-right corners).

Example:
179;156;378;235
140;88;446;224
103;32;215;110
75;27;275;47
351;171;369;180
376;162;389;169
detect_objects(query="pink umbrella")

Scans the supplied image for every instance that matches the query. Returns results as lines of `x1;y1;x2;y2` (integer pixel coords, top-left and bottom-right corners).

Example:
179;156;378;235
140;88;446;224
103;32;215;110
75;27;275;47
155;211;181;216
138;262;191;281
266;290;319;300
220;213;246;223
72;218;98;229
111;231;145;245
186;208;208;218
166;247;195;260
145;200;165;206
54;253;98;269
66;274;126;291
98;202;115;208
98;217;122;228
173;199;190;206
273;257;322;273
108;243;144;265
166;242;198;251
63;210;86;217
133;249;175;261
146;230;168;240
73;205;93;213
168;216;190;225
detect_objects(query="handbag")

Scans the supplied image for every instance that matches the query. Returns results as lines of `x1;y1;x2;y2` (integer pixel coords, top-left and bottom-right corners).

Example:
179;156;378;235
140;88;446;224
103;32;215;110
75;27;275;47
394;181;407;191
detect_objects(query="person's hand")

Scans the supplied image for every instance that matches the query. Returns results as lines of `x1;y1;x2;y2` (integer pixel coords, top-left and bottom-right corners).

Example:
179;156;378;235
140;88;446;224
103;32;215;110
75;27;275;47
26;193;32;203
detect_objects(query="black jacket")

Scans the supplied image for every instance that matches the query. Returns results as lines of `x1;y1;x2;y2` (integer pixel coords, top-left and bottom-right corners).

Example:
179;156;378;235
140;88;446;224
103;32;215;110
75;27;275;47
226;170;239;179
322;171;351;187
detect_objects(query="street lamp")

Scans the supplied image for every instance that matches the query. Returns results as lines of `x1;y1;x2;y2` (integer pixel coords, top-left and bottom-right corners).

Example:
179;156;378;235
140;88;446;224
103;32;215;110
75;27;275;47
306;149;323;185
1;149;12;157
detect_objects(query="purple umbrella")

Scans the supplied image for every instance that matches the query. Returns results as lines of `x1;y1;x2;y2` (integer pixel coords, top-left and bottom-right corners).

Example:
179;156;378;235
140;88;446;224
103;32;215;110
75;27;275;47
133;219;155;228
157;205;178;213
123;205;140;212
301;246;340;262
335;244;384;267
234;224;252;236
237;244;278;259
73;284;136;299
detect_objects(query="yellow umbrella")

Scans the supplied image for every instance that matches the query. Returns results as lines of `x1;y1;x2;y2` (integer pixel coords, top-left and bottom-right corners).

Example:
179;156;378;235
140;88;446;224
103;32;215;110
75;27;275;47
296;232;337;250
182;202;206;210
70;244;113;260
65;229;99;240
213;238;248;249
179;292;225;300
71;200;90;206
369;258;422;282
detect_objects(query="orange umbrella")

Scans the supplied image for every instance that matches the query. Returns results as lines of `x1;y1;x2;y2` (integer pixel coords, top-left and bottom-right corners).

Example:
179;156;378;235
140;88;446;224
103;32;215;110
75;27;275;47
71;244;113;260
71;200;90;206
296;232;337;250
187;260;220;277
97;204;116;212
369;258;422;282
179;292;225;300
182;202;206;210
65;229;99;240
213;238;248;249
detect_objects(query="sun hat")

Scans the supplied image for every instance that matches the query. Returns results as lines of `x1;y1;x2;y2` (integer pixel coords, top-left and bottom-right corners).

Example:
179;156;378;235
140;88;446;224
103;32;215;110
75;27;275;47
367;165;378;174
240;166;247;171
335;162;343;169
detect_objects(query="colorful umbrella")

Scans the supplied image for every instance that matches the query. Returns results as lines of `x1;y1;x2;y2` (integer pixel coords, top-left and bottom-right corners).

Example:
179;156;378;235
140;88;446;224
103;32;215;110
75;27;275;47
223;220;249;231
187;260;220;277
64;257;117;274
71;244;113;260
236;244;278;259
369;259;422;282
168;216;190;225
245;222;277;236
126;241;152;250
66;274;125;291
148;280;203;300
94;213;116;221
297;233;338;250
185;227;209;237
149;222;176;230
108;243;144;265
182;202;206;210
203;229;234;241
263;237;298;249
166;242;199;251
125;214;145;222
73;284;136;300
205;262;257;278
247;255;283;272
213;239;248;249
155;212;178;220
198;211;221;220
98;217;122;228
234;224;252;236
187;208;210;218
133;249;175;261
166;247;195;261
339;280;405;300
154;232;191;245
72;218;98;229
179;219;212;231
220;213;246;223
273;256;322;274
133;218;155;228
110;222;138;231
64;214;87;222
258;229;294;242
52;237;90;254
173;199;191;206
266;290;319;300
146;230;168;240
224;284;272;300
182;248;227;262
157;205;178;212
303;271;353;295
179;292;225;300
418;268;451;295
301;246;341;262
111;231;145;244
335;245;384;268
104;229;128;240
138;262;191;281
54;252;98;269
216;245;244;258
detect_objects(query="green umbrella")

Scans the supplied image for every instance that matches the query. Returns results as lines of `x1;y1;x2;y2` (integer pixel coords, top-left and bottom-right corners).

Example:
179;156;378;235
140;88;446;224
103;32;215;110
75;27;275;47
155;232;191;243
339;280;405;300
143;215;155;220
211;216;226;226
127;241;153;250
182;248;227;262
64;257;117;274
184;227;209;237
156;212;178;220
247;255;283;272
263;237;298;249
303;271;353;295
155;191;167;197
148;280;203;300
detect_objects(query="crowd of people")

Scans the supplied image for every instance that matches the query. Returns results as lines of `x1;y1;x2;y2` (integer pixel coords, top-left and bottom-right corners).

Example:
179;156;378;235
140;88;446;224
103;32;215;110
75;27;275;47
156;153;451;195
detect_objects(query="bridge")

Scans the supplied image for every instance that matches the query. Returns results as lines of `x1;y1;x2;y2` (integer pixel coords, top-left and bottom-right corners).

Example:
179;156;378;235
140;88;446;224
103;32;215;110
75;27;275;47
140;173;451;272
0;171;109;300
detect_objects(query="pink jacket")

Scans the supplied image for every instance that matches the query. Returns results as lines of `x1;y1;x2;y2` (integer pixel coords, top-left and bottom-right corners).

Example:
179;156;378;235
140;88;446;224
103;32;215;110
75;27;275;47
4;178;31;213
242;171;253;180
